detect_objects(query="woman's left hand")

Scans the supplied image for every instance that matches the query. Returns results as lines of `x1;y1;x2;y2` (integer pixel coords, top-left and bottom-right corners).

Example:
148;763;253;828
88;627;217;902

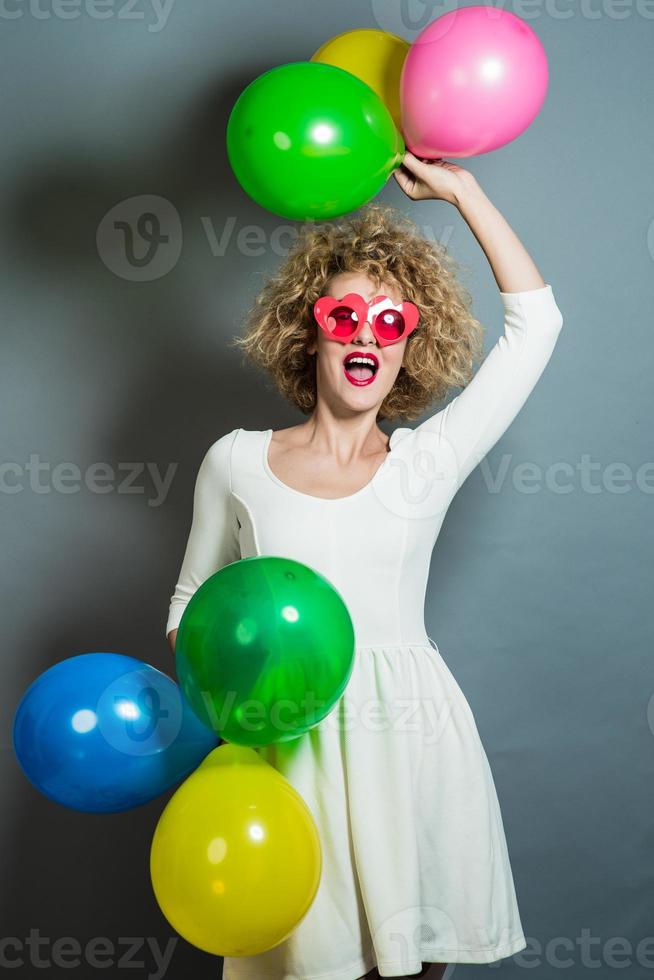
393;150;479;207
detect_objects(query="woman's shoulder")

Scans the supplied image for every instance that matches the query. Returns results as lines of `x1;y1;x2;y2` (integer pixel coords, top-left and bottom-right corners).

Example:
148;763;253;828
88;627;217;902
389;426;413;447
202;426;272;465
206;426;266;446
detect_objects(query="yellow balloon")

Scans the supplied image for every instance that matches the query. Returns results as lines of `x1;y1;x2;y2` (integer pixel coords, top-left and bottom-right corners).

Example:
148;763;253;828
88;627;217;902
311;28;410;130
150;743;321;956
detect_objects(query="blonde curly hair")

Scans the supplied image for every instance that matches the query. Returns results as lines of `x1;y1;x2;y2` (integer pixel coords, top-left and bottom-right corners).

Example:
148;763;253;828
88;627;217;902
229;204;484;422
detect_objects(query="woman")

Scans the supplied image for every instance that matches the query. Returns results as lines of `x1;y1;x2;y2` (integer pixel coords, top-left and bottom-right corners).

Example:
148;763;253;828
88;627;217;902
166;151;564;980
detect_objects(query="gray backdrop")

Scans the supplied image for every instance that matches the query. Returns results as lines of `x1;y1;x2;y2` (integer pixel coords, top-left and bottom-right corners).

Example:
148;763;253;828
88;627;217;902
2;1;653;978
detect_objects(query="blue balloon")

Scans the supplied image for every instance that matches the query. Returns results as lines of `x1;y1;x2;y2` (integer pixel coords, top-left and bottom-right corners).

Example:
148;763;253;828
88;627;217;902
12;652;219;813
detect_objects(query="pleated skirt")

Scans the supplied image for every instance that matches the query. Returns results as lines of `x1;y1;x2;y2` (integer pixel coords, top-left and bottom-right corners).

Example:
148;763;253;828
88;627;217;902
222;641;527;979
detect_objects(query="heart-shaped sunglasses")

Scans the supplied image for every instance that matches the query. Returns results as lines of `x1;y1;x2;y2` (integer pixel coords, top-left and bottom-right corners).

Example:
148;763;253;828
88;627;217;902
313;293;419;348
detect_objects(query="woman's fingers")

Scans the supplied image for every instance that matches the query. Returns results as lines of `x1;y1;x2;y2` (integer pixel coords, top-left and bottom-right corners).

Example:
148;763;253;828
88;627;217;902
393;167;418;198
400;149;433;176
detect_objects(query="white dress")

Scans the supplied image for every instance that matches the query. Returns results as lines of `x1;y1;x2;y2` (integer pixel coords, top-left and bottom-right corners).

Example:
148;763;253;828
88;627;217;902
166;284;564;980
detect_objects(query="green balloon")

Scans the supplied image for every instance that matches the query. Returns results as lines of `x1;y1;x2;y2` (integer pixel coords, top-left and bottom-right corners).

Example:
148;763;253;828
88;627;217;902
226;61;405;220
176;556;356;747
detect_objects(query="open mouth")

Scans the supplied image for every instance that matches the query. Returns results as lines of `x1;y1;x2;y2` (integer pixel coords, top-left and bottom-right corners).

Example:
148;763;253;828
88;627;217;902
342;352;379;386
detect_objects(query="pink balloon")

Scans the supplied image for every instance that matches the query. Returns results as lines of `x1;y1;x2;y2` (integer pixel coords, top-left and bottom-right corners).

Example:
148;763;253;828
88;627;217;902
400;6;549;158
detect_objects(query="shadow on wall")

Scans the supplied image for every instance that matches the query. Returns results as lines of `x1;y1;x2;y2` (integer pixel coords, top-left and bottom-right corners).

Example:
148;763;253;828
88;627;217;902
4;68;302;977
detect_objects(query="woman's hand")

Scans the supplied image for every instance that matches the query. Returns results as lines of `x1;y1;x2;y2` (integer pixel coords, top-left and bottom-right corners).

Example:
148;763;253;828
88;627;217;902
394;151;545;292
393;150;480;207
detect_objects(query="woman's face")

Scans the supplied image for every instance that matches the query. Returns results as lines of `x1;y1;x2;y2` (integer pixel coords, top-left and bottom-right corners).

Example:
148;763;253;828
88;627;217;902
307;271;409;418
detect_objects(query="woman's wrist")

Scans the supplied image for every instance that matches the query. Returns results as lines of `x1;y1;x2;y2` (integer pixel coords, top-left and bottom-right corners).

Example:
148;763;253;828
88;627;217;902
450;173;486;212
448;179;545;291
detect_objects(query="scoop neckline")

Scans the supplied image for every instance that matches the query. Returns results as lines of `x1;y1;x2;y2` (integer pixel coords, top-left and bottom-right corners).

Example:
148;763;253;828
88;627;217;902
261;427;397;503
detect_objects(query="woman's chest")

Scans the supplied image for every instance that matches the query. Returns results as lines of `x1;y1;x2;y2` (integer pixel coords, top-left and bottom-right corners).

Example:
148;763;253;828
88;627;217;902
230;485;409;569
266;436;390;500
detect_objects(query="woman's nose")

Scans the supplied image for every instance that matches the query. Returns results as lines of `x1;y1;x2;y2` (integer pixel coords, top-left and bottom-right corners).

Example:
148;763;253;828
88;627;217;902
355;320;376;343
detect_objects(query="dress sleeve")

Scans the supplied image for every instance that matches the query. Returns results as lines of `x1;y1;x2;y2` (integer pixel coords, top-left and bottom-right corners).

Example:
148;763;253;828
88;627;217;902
165;428;241;638
414;283;564;490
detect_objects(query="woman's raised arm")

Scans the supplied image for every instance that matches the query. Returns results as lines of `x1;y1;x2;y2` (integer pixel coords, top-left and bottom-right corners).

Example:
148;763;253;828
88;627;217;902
414;285;563;490
395;155;563;489
394;150;545;292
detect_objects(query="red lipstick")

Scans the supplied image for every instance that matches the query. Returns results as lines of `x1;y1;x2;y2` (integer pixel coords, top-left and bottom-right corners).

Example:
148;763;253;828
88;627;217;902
342;351;379;387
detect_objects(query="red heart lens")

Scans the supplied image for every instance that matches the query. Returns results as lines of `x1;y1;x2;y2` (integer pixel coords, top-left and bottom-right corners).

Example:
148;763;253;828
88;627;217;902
374;308;405;341
326;305;359;337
